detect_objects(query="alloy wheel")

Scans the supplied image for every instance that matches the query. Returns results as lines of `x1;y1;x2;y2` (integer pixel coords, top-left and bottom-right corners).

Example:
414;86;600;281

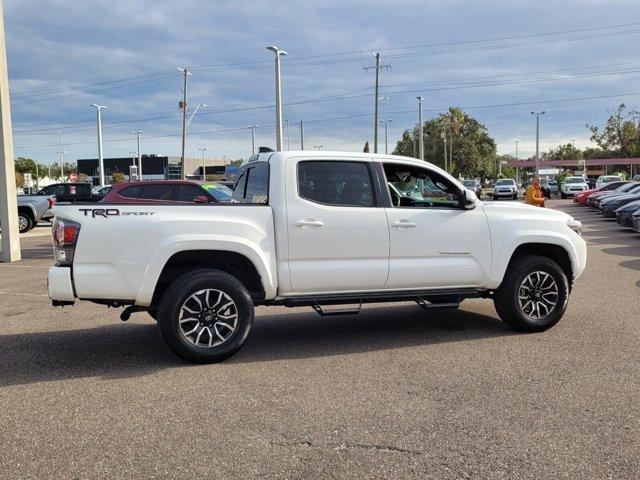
178;289;238;348
517;271;559;321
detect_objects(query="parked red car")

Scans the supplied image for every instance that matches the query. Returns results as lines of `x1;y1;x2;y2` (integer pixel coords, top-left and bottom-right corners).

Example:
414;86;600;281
573;181;628;205
100;180;233;204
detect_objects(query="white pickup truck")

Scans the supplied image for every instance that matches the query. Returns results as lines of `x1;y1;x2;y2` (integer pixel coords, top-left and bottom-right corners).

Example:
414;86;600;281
48;150;587;362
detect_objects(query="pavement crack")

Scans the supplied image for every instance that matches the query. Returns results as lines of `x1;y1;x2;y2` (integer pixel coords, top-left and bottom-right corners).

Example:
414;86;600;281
271;440;422;456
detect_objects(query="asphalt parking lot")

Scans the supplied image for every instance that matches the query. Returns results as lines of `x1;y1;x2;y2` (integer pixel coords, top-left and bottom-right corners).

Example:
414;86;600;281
0;200;638;479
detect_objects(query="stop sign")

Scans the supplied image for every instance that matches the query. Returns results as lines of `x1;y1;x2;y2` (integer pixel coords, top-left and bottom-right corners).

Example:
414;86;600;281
69;173;78;182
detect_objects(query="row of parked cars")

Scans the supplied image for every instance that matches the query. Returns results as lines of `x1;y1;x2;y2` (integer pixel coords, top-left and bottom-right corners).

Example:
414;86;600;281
572;178;640;232
11;180;233;233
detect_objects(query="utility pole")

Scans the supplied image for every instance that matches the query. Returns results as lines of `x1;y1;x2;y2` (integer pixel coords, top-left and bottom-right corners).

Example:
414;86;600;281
246;125;259;155
0;0;19;261
363;52;391;153
515;139;520;183
441;131;448;172
91;104;107;186
199;146;207;181
379;119;392;154
178;67;192;179
299;120;304;150
132;131;142;179
57;131;64;180
266;46;287;151
531;111;545;175
416;96;424;161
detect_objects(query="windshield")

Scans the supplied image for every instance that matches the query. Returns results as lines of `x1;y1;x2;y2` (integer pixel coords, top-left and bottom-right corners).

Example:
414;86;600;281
600;176;622;183
565;177;584;184
202;183;232;202
495;179;515;186
462;180;476;188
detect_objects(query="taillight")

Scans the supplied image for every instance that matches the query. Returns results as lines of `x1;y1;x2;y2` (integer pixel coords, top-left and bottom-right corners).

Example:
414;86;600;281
52;218;80;265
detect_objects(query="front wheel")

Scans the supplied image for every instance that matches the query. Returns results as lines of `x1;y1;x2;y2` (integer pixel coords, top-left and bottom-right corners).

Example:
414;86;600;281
157;269;254;363
494;254;569;332
561;192;567;199
18;212;34;233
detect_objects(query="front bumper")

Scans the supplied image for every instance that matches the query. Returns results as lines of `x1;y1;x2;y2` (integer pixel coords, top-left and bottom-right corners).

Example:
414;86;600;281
48;266;75;303
493;189;517;197
617;212;634;227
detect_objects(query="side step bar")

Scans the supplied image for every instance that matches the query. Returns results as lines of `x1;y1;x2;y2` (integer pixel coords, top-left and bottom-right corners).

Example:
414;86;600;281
312;301;362;317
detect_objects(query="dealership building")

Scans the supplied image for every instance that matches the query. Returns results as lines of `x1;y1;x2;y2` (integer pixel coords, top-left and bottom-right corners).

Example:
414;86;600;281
76;155;237;184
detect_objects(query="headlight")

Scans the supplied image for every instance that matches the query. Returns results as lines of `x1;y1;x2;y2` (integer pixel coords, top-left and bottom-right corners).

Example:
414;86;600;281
567;218;582;235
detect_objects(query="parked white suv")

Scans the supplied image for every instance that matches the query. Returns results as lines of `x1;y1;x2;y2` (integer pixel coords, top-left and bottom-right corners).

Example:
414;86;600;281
561;177;589;198
595;175;623;189
492;178;518;200
48;151;587;362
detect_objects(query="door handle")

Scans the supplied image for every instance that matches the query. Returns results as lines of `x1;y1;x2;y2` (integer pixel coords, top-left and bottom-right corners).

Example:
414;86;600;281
295;219;324;228
391;219;417;229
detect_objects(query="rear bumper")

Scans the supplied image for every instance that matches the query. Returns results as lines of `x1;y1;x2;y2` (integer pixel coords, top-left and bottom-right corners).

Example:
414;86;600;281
48;266;76;303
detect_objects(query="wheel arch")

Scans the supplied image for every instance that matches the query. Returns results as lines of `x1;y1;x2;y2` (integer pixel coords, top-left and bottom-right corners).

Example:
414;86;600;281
146;249;270;310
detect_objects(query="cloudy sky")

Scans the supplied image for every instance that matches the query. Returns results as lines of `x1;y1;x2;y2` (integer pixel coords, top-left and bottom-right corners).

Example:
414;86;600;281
5;0;640;164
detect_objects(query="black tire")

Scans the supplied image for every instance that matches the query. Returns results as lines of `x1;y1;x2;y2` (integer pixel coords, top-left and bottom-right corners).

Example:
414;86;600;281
512;194;518;200
18;211;34;233
494;254;569;332
561;192;567;199
493;195;498;201
156;269;254;363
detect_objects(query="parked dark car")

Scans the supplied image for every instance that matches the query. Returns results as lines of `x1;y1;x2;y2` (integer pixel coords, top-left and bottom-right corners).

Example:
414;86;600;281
34;182;94;202
615;200;640;227
600;187;640;217
539;178;551;198
100;180;233;204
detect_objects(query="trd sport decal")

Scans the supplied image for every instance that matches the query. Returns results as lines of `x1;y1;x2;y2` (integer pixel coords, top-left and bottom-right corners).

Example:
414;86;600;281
78;208;156;218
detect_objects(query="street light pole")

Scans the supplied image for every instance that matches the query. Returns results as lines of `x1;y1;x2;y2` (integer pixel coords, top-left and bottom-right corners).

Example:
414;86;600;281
379;119;392;154
178;67;192;179
266;46;287;151
199;146;207;181
132;131;142;179
299;120;304;150
441;131;448;172
246;125;259;155
416;96;424;161
186;103;206;130
531;111;545;175
57;131;65;180
515;139;520;183
91;105;107;186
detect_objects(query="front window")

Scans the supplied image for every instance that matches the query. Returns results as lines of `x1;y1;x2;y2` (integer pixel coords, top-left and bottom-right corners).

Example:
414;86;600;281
202;183;233;202
142;184;174;200
565;178;584;184
383;163;461;208
298;161;374;207
176;184;206;202
495;179;515;186
462;180;476;188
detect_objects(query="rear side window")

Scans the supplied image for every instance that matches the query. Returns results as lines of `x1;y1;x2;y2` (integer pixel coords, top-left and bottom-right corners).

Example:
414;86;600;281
176;184;205;202
119;185;144;198
232;163;269;204
298;161;374;207
143;184;174;200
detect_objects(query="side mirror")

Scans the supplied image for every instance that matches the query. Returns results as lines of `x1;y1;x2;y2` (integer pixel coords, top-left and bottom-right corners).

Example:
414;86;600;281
462;189;477;209
194;195;209;204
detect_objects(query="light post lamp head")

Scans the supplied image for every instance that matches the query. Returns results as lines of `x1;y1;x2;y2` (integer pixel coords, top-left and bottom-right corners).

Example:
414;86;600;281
266;45;287;57
91;104;107;111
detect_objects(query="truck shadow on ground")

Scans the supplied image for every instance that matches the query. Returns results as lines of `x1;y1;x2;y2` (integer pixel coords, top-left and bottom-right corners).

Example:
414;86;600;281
0;305;510;387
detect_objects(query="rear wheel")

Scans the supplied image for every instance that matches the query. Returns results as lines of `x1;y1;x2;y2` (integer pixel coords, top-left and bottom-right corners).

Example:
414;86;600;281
494;254;569;332
493;195;498;200
561;192;567;199
18;211;34;233
157;269;254;363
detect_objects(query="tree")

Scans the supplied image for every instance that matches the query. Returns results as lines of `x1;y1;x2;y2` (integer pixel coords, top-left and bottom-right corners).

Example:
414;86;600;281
587;104;640;158
363;141;370;153
15;171;24;189
393;108;497;179
111;172;126;184
542;143;583;161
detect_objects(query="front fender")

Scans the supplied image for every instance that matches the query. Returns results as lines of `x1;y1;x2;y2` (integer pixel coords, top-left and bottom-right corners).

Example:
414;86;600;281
135;234;277;305
488;230;586;289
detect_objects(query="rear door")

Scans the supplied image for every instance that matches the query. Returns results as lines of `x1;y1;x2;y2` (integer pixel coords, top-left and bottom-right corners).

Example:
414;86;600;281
382;161;492;289
285;158;390;294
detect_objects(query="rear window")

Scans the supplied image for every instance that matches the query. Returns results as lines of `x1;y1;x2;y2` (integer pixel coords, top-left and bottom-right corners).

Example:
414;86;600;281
143;184;174;200
566;178;584;184
119;185;144;198
232;163;269;204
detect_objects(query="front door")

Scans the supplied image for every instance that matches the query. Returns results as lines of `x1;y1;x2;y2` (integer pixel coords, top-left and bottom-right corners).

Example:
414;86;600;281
382;162;492;290
286;159;390;294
